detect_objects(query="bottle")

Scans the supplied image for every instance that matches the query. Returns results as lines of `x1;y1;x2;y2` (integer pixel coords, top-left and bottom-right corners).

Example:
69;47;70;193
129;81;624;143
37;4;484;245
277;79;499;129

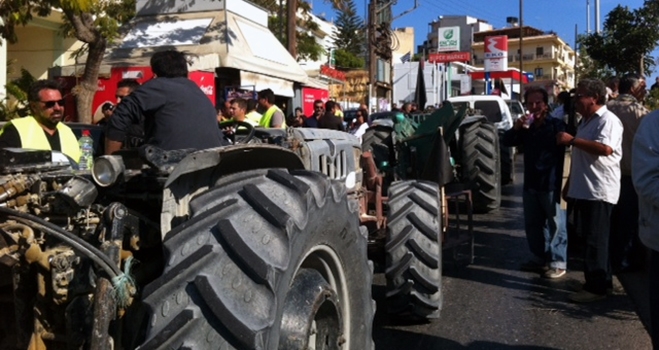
78;130;94;170
523;114;535;129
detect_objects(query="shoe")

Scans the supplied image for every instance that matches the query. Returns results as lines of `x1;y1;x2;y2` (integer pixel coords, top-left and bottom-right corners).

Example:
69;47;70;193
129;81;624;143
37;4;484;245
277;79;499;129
568;289;606;303
520;260;548;273
543;268;566;279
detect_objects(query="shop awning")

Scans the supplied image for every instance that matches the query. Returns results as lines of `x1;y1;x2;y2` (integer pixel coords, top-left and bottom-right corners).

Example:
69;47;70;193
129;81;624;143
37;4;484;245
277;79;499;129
57;10;308;88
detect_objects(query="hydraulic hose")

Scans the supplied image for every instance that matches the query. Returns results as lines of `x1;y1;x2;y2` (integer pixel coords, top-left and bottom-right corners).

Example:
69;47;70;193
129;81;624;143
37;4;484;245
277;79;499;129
0;207;121;279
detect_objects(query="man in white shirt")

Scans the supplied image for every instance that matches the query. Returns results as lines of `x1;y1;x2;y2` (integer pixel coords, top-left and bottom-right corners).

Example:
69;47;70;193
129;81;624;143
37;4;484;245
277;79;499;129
557;79;623;303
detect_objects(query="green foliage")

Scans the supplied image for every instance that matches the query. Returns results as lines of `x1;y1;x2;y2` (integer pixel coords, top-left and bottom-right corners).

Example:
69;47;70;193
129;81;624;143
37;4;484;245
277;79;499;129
332;0;365;57
580;2;659;75
575;42;615;80
644;87;659;111
334;48;364;69
0;68;36;121
264;0;325;61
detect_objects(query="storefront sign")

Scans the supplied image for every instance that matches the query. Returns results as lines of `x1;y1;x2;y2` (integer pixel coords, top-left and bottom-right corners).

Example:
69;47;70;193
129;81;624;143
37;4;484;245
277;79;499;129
437;26;460;52
428;52;471;63
484;35;508;72
302;88;329;116
320;65;346;82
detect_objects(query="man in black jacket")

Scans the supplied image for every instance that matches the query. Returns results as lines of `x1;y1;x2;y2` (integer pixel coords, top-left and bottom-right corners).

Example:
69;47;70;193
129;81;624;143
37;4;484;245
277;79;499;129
105;50;226;154
317;100;345;131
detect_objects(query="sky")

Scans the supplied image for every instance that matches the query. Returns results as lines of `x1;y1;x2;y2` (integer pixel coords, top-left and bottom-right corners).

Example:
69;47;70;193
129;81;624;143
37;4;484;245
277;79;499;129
310;0;658;75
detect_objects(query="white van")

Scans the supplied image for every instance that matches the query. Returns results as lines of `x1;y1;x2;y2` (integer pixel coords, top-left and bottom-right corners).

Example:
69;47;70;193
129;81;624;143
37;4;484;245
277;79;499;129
447;95;514;132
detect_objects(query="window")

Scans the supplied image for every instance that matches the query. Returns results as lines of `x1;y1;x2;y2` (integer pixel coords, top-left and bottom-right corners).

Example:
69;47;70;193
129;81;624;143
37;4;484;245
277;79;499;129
536;47;544;56
474;101;502;123
534;67;543;77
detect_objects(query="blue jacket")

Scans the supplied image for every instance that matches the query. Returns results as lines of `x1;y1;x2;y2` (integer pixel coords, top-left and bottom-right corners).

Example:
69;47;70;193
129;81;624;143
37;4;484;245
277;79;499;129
502;117;566;193
632;110;659;252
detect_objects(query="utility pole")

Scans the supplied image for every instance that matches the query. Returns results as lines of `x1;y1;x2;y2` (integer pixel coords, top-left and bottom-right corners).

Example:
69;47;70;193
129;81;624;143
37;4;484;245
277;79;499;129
595;0;601;33
587;0;591;33
287;0;297;57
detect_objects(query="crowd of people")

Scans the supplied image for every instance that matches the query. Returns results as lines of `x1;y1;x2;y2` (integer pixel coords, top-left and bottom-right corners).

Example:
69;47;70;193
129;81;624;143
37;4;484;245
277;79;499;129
4;47;659;346
503;74;659;347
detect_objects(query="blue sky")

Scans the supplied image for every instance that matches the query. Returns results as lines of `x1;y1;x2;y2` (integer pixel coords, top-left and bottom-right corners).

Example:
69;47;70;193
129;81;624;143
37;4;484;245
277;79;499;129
311;0;658;74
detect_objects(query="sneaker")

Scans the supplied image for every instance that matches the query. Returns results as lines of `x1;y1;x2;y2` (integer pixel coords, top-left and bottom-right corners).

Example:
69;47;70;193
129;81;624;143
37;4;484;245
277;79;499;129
520;260;548;273
568;289;606;303
543;268;566;279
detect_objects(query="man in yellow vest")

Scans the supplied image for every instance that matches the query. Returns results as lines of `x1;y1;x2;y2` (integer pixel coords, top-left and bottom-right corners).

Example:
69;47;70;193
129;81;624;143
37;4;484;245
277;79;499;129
0;79;80;162
257;88;286;128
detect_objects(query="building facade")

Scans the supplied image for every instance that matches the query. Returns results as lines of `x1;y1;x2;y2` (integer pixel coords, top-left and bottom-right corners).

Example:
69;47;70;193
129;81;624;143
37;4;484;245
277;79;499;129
420;15;493;54
392;27;414;62
471;26;576;94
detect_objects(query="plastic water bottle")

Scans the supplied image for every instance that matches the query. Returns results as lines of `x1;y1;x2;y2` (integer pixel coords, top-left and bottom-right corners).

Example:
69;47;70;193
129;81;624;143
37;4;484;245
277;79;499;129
78;130;94;170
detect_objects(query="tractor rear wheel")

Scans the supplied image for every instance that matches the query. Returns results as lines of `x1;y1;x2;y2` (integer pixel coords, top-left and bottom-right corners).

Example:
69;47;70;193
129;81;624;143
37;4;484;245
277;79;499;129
385;180;442;320
459;121;502;213
137;169;375;349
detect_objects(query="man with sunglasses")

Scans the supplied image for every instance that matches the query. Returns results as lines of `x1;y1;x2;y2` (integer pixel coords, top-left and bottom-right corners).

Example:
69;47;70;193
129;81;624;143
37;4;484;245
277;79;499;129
303;100;323;128
0;79;80;162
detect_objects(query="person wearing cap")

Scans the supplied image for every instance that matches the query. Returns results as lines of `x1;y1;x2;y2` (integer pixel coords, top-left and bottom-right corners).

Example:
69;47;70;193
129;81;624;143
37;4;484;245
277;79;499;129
0;79;80;162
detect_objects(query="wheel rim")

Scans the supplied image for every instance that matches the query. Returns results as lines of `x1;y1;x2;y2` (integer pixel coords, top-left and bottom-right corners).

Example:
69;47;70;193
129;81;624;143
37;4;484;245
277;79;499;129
279;245;350;349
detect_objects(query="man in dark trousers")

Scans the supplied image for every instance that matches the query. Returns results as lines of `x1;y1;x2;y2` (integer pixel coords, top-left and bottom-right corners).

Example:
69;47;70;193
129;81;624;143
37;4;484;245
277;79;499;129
105;50;226;154
557;79;623;303
318;100;345;131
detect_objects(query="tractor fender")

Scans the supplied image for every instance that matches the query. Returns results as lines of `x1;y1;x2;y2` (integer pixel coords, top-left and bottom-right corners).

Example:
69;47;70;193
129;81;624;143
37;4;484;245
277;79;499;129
459;114;489;128
161;145;305;233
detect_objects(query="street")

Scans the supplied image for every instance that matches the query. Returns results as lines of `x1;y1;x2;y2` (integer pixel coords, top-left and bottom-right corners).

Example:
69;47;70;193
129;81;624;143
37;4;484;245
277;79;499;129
372;158;652;349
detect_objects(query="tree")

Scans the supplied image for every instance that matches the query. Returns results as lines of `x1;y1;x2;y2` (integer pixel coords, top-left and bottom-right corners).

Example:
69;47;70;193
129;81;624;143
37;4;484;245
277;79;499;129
574;40;615;81
580;2;659;76
332;0;365;60
334;48;364;69
0;0;136;123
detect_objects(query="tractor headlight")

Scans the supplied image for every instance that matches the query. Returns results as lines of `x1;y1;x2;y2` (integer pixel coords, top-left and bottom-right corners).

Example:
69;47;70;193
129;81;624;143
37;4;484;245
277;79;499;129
92;156;125;187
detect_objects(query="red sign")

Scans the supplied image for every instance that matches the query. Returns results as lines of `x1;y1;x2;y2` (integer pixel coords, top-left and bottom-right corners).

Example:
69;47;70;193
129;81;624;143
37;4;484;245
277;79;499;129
484;35;508;58
320;65;346;82
302;87;329;117
428;52;471;63
484;35;509;72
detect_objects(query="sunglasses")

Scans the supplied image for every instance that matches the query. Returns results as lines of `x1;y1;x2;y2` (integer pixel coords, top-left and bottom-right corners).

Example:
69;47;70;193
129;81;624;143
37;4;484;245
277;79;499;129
314;106;323;109
41;99;65;109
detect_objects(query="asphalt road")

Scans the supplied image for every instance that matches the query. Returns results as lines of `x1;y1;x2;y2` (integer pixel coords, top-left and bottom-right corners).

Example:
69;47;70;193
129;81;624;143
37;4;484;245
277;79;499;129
372;159;652;350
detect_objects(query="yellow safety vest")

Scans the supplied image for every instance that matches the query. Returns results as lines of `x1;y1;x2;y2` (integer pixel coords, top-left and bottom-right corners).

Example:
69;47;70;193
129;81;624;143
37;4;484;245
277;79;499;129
245;111;262;125
335;110;344;119
258;105;287;129
0;116;81;162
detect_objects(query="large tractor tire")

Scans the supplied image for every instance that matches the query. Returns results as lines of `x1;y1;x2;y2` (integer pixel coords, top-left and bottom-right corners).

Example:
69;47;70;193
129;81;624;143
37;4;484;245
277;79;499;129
499;133;515;186
362;125;395;171
460;121;502;213
138;169;375;349
385;180;442;320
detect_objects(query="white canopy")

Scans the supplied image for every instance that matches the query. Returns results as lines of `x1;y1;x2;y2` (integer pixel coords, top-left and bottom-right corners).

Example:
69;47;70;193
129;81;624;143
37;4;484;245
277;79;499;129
58;10;308;93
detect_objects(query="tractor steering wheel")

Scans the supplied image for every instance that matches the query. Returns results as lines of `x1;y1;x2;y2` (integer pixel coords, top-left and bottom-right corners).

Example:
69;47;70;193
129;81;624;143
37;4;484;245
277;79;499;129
218;120;256;144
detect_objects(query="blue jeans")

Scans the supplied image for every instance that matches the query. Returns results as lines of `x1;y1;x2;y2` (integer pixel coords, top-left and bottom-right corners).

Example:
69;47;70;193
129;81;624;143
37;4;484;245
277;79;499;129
523;189;568;269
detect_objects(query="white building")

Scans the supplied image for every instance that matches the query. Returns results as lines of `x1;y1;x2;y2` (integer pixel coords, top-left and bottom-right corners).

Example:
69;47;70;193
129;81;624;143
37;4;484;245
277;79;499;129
421;15;493;54
393;62;467;107
297;12;337;72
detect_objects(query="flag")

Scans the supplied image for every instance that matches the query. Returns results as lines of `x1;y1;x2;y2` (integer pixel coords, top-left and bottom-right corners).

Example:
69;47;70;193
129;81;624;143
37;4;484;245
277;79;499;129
414;54;427;110
400;51;411;63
